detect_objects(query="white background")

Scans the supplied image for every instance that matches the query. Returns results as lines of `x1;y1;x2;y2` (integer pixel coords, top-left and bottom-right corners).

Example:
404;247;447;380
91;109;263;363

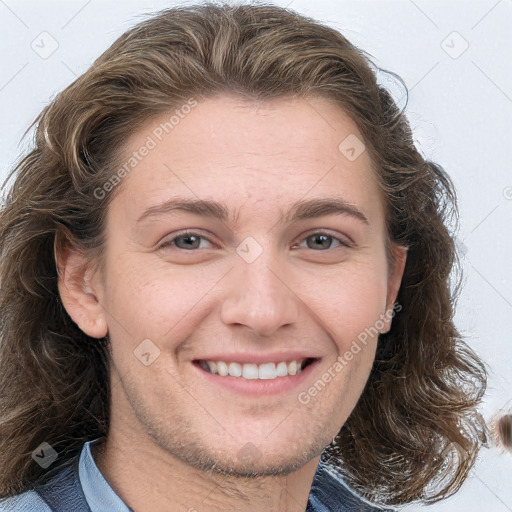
0;1;511;510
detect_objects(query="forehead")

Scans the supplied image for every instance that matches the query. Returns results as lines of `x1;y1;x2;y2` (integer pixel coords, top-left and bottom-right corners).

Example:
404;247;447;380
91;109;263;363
109;94;384;229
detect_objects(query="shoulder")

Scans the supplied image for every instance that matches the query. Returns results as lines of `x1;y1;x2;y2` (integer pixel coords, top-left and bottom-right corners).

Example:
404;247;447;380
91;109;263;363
311;462;397;512
0;490;52;511
0;460;78;512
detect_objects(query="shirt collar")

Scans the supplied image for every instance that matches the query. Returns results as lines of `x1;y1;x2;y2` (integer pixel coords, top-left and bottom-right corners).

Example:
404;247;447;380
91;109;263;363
78;438;387;512
79;438;132;512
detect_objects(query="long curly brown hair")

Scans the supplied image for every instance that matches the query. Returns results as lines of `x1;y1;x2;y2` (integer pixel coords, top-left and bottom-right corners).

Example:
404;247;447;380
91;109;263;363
0;2;489;506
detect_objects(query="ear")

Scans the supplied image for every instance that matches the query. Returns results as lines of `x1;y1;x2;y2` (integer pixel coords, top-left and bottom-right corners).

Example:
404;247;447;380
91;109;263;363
381;244;408;334
54;228;108;339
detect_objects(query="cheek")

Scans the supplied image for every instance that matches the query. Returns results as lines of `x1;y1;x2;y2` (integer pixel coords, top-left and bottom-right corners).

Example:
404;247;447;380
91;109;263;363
296;262;389;348
102;245;389;354
102;253;220;342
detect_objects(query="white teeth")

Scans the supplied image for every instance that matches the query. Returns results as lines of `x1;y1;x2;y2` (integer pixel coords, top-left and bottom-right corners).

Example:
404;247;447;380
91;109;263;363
242;363;259;379
228;362;242;377
217;361;228;376
199;359;310;379
258;362;277;379
276;362;288;377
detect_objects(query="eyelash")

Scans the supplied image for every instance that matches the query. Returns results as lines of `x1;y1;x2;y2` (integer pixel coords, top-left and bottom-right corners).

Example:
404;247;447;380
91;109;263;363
158;230;352;251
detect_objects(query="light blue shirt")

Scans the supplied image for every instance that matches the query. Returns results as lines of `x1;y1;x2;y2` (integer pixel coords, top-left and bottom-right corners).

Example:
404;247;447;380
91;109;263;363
0;439;129;512
0;438;393;511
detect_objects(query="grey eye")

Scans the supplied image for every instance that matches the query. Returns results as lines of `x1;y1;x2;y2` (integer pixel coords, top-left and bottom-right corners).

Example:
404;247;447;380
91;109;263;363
305;234;335;250
174;234;202;250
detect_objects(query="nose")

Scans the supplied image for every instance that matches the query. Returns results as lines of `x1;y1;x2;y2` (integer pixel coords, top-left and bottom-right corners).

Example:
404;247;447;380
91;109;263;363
220;247;301;337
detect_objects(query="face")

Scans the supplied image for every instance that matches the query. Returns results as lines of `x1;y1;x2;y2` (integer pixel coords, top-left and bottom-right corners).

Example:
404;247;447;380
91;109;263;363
64;94;406;477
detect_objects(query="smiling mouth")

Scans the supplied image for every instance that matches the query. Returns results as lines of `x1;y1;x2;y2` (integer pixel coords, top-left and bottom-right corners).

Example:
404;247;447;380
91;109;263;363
193;358;317;380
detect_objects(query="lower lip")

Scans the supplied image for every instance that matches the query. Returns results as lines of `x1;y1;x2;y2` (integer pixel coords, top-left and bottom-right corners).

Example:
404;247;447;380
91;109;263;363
192;359;321;397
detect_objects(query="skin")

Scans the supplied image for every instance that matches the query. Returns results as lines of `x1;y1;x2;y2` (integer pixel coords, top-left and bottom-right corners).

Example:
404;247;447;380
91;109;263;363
57;94;407;512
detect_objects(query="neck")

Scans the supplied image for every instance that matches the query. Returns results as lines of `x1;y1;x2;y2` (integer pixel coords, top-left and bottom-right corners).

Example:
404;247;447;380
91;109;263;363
92;433;321;512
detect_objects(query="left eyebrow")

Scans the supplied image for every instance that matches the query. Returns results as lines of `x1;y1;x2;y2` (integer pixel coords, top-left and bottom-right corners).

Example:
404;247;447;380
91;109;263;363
136;196;370;226
283;197;370;226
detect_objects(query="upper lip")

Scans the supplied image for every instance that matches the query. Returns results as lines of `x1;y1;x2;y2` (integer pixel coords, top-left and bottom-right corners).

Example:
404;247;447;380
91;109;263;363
193;352;320;365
